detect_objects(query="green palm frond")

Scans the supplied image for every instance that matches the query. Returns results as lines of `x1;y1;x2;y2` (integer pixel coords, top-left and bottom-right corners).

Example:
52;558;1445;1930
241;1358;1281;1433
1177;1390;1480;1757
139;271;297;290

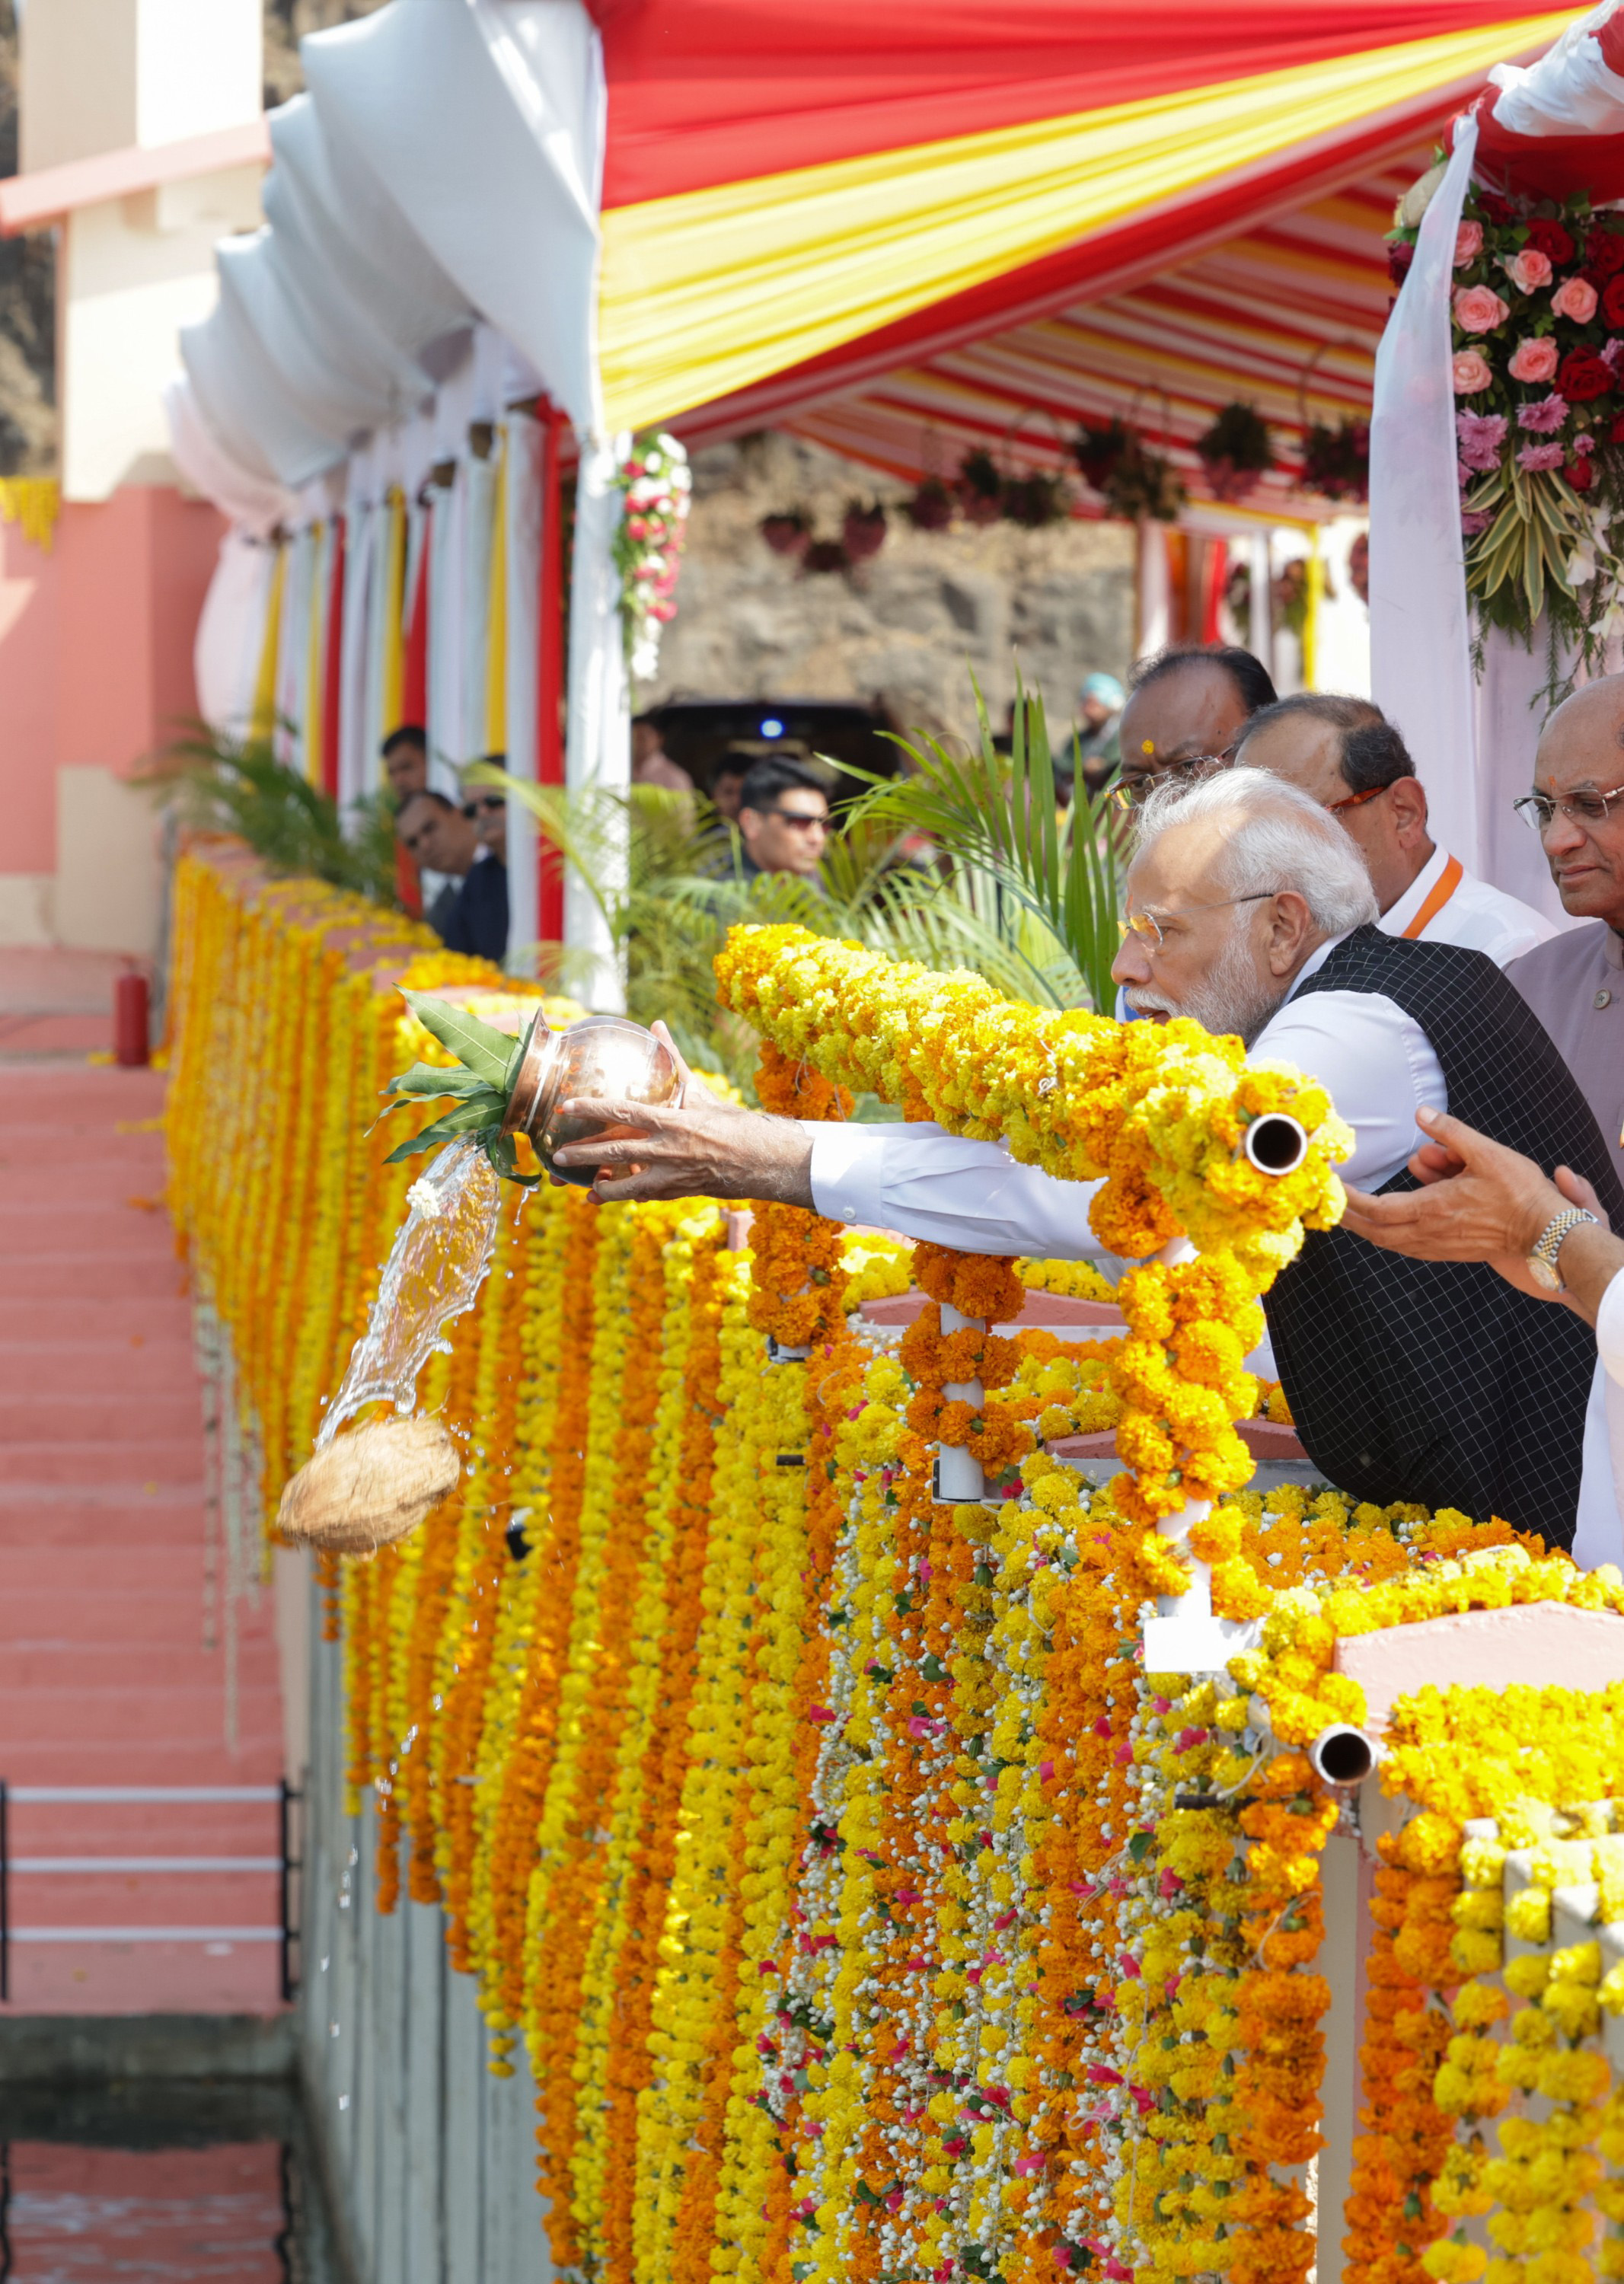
834;674;1124;1010
140;720;403;908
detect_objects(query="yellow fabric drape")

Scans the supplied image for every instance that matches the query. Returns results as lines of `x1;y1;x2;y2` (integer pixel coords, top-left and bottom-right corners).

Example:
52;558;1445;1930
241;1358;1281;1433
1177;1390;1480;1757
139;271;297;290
305;522;327;788
250;544;288;746
598;10;1581;431
380;489;407;743
485;429;508;755
1302;534;1324;691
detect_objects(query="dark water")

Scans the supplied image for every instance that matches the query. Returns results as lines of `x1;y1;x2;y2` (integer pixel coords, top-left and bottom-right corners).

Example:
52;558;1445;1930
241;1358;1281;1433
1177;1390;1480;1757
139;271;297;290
0;2081;343;2282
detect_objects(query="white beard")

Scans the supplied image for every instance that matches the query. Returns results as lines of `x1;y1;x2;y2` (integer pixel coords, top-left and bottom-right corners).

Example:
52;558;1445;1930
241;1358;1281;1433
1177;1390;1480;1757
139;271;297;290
1125;920;1286;1046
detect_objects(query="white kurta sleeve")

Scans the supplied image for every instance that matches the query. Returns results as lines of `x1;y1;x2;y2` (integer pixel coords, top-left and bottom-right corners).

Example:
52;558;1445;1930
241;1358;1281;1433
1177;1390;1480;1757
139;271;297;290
1598;1268;1624;1392
807;1121;1106;1259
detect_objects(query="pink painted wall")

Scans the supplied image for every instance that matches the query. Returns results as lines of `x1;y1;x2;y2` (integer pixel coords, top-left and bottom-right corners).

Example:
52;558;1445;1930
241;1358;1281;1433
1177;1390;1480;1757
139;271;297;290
0;484;223;876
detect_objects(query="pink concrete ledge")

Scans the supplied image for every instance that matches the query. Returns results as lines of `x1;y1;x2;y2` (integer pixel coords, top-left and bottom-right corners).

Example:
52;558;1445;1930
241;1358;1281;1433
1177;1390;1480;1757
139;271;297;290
0;119;272;234
1048;1418;1309;1465
1335;1601;1624;1734
859;1289;1127;1334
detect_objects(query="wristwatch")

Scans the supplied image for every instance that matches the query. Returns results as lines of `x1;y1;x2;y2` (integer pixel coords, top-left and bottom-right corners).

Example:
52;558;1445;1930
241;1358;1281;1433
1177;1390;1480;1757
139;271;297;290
1527;1205;1600;1292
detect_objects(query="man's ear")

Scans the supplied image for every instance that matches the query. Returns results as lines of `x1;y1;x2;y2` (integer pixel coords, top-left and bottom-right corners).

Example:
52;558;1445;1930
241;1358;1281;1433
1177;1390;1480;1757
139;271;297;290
1387;775;1429;844
1266;888;1316;974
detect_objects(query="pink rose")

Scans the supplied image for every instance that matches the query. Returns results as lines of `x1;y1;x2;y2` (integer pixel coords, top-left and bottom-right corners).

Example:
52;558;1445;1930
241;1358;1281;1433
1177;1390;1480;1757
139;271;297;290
1508;335;1561;383
1503;247;1553;294
1452;349;1494;393
1454;220;1484;267
1454;284;1511;333
1552;274;1600;323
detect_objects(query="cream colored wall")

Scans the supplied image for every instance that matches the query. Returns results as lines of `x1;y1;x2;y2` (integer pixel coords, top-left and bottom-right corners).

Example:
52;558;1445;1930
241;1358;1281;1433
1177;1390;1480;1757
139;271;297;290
53;766;162;952
61;166;263;500
0;875;56;946
22;0;260;172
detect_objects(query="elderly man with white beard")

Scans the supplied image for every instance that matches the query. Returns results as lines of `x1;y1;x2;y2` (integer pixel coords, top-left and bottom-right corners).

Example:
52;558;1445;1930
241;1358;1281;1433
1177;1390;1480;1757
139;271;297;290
555;770;1624;1555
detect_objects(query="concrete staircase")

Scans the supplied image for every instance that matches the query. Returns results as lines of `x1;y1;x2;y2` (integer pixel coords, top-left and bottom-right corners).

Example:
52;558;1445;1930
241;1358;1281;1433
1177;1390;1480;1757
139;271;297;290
0;1051;286;2015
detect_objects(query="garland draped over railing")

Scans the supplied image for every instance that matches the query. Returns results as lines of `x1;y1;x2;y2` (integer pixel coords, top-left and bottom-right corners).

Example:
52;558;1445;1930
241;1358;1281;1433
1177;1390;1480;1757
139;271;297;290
164;853;1624;2284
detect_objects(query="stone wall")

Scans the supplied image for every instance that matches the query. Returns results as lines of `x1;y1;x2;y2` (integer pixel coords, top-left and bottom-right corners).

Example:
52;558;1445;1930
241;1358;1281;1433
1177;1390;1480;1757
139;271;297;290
646;431;1137;746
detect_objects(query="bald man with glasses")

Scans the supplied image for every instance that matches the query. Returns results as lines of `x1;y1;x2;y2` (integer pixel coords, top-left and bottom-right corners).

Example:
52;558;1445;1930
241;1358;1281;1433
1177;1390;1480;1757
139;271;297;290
1505;675;1624;1191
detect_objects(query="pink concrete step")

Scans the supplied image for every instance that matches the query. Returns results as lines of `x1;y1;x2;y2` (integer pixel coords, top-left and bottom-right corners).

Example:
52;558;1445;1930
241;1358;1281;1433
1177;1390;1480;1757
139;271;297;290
7;1296;193;1339
0;1069;166;1120
1;1593;221;1644
3;1639;280;1690
2;1745;284;1790
0;1205;174;1258
0;1160;171;1207
0;1338;196;1396
3;1438;205;1484
0;1683;284;1748
0;1392;203;1442
0;1252;190;1300
0;1118;166;1162
0;1504;207;1552
3;1944;284;2016
0;1545;209;1593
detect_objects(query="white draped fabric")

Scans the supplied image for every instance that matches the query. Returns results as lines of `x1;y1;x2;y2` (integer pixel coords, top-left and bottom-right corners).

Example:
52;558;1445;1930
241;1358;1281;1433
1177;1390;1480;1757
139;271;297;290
194;531;278;739
564;429;629;1010
1372;10;1624;895
1369;116;1479;867
503;411;545;970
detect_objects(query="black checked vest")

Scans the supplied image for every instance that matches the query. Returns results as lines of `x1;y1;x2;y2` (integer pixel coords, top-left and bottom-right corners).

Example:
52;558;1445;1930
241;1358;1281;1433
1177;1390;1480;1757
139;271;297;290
1263;926;1624;1549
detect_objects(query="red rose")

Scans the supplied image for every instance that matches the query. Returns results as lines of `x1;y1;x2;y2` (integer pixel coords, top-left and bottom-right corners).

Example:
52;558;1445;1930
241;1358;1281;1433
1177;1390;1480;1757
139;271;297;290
1603;275;1624;328
1476;192;1513;224
1568;456;1596;491
1588;226;1624;278
1526;218;1577;265
1387;239;1415;286
1558;350;1615;401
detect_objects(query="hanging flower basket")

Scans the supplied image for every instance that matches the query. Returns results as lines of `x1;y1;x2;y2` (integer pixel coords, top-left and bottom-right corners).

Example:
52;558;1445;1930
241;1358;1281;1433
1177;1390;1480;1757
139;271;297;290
802;538;851;576
760;509;813;557
1301;417;1370;504
1197;402;1273;502
904;474;956;531
842;499;889;562
1071;419;1131;492
1102;440;1185;524
613;430;691;681
956;447;1006;525
1002;470;1071;528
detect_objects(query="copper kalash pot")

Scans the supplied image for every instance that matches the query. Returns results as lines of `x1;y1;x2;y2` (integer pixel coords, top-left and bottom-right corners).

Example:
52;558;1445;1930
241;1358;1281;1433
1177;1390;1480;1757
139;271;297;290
500;1012;679;1185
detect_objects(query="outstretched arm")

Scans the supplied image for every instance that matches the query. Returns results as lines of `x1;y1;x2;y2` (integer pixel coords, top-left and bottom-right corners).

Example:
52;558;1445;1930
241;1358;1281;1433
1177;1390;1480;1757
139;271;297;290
1340;1105;1622;1324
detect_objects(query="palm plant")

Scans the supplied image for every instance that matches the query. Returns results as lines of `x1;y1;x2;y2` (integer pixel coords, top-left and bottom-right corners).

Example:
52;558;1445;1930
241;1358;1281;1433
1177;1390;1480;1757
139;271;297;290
142;721;403;909
836;678;1125;1011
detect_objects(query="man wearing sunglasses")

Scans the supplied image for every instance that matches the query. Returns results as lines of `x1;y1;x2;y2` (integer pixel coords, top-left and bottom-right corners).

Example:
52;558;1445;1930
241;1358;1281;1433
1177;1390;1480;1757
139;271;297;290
1503;677;1624;1191
735;757;831;883
555;767;1623;1556
1235;693;1554;968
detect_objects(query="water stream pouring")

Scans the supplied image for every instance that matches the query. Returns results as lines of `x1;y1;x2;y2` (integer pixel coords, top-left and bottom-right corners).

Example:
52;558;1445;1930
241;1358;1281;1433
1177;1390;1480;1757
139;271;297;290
276;999;678;1554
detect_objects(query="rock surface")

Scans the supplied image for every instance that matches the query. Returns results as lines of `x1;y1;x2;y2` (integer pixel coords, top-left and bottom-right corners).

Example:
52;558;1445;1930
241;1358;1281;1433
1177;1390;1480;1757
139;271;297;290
648;432;1136;745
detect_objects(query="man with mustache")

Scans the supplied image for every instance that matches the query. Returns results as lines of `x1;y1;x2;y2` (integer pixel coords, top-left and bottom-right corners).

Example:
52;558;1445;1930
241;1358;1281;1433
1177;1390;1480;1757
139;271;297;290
557;770;1624;1553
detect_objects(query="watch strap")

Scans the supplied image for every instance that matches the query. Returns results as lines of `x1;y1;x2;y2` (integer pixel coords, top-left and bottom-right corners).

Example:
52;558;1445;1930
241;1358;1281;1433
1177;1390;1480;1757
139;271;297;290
1530;1206;1599;1289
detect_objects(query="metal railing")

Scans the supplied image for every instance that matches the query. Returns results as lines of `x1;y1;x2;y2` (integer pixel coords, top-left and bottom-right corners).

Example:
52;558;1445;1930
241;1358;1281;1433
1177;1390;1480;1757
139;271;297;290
0;1780;302;2003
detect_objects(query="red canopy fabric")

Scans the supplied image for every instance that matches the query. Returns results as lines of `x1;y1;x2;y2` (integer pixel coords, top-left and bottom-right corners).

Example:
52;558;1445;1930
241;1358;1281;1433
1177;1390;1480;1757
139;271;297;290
586;0;1575;206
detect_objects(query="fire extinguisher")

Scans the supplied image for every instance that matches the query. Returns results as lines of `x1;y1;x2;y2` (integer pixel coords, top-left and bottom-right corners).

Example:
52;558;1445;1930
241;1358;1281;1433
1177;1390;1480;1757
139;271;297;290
114;965;149;1067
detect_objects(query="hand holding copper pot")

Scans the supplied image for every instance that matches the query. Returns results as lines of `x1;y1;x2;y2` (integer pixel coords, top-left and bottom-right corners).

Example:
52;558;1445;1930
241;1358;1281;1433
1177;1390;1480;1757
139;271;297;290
501;1011;682;1185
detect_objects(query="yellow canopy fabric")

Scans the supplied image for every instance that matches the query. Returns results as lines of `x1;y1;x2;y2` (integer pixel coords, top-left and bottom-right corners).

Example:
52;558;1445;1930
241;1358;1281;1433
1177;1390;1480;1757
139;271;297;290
598;8;1582;433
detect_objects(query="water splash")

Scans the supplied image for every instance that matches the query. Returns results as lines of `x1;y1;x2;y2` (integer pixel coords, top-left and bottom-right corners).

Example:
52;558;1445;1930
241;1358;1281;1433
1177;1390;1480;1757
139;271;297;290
315;1140;502;1449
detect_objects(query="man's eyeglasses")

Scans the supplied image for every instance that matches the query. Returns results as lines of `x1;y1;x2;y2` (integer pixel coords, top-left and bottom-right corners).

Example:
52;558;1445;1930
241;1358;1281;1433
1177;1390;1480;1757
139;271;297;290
1118;890;1278;952
1109;752;1230;812
1326;782;1388;815
463;794;506;818
1513;780;1624;834
756;807;828;831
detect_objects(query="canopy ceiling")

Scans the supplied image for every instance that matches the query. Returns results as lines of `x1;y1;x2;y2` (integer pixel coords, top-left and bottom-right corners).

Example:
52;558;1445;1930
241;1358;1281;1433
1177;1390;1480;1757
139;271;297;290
152;0;1594;512
770;164;1411;516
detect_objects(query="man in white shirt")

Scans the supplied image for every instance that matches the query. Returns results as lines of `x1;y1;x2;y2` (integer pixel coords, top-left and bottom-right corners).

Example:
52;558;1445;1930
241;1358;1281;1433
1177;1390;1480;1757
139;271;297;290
1340;1106;1624;1568
1236;692;1555;967
556;770;1623;1551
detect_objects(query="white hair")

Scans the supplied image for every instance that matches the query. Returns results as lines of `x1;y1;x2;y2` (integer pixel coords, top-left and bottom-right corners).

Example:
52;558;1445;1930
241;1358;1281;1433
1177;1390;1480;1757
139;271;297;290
1132;765;1379;936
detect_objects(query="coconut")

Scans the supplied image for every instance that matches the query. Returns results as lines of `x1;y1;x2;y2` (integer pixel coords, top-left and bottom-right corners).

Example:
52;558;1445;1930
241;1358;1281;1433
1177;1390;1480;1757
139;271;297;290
276;1415;461;1554
1396;161;1448;231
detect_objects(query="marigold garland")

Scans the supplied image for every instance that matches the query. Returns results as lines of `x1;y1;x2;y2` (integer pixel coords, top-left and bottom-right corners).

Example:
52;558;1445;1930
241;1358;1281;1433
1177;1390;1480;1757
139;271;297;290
167;850;1624;2284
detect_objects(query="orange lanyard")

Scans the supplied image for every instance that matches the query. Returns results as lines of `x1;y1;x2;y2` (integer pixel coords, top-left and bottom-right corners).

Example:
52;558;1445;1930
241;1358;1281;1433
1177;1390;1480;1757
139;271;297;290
1401;853;1464;940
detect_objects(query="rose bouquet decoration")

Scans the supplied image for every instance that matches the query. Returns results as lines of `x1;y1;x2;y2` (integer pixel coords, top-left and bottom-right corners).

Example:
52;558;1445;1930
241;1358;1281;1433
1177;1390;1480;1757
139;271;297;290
1389;184;1624;668
613;429;691;681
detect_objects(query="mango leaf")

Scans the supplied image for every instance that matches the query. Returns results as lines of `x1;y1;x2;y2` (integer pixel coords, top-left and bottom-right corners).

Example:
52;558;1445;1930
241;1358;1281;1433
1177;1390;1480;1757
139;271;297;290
384;1062;493;1101
400;990;517;1089
382;1082;506;1127
381;1102;504;1164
